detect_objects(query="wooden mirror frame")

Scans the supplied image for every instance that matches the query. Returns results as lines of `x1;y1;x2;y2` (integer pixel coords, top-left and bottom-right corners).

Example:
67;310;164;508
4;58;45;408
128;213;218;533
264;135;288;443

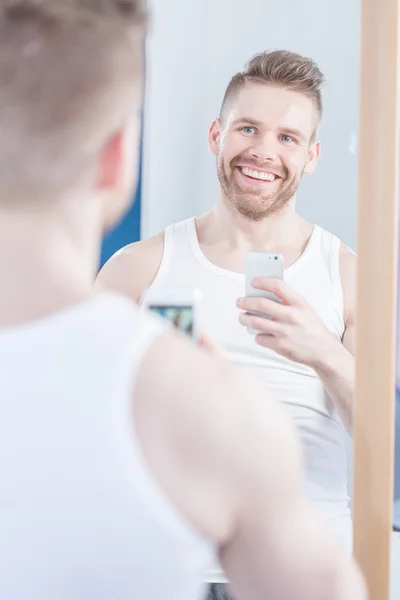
353;1;399;598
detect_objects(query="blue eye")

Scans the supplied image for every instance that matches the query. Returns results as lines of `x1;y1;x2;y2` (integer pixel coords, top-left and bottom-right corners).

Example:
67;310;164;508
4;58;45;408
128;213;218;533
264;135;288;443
241;126;256;134
280;134;294;143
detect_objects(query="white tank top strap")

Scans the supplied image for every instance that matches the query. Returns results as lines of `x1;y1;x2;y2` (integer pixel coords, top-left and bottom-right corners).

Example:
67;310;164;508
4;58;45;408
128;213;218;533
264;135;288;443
286;225;322;276
317;227;343;314
149;223;175;287
146;221;180;289
172;218;195;252
146;218;198;290
328;233;345;317
314;226;345;326
146;219;196;290
312;226;340;279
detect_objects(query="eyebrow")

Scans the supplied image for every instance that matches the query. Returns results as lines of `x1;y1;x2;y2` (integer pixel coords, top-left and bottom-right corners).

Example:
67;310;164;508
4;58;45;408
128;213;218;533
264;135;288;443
231;117;263;127
231;118;307;142
280;127;306;141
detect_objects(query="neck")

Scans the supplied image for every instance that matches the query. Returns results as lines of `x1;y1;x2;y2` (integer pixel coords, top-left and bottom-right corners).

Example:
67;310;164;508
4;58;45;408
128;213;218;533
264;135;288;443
210;192;305;252
0;199;102;326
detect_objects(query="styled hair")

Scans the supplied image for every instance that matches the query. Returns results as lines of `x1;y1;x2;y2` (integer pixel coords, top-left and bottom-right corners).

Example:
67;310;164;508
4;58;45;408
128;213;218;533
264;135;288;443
0;0;148;203
221;49;326;122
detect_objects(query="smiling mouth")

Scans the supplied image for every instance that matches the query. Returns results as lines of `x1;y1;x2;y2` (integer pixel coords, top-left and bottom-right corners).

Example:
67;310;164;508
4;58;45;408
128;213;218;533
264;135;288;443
238;166;280;182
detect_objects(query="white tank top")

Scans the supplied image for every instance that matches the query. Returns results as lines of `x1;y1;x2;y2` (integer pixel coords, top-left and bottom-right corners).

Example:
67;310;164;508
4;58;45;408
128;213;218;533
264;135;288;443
0;293;214;600
144;217;352;551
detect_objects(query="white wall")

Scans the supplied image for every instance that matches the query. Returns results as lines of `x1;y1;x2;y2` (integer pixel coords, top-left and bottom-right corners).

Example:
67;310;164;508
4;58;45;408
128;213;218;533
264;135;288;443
142;0;360;250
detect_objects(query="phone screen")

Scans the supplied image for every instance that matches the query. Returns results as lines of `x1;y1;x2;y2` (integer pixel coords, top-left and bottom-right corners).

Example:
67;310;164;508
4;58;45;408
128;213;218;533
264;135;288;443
149;305;194;338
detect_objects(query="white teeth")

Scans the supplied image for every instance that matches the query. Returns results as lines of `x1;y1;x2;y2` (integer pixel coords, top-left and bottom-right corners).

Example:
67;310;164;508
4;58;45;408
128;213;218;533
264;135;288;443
241;167;276;181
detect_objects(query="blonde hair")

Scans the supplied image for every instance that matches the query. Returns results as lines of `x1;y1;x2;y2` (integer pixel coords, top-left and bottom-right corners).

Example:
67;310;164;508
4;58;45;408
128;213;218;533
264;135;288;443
221;49;326;122
0;0;147;203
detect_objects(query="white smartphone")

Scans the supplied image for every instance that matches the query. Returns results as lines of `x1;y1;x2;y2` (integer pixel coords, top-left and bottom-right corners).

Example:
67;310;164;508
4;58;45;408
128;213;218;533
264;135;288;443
142;287;202;341
245;252;284;335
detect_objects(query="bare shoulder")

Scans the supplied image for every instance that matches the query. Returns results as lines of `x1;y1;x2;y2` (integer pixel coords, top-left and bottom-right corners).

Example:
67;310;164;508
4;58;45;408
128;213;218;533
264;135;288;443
339;243;357;323
96;231;165;302
134;328;303;545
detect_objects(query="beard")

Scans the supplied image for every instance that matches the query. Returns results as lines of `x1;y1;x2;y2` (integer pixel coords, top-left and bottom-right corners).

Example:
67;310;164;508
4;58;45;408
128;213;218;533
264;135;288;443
217;152;304;222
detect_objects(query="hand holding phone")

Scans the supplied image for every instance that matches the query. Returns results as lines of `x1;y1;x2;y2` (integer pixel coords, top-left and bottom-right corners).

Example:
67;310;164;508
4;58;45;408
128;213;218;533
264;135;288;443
244;252;284;335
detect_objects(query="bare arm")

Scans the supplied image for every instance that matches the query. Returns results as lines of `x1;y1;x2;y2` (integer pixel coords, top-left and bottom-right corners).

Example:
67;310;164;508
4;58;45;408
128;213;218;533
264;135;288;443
313;246;356;434
134;330;366;600
95;232;165;302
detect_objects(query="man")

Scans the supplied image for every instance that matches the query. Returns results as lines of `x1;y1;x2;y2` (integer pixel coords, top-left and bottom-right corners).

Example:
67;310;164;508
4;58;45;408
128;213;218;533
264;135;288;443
98;49;357;596
0;3;365;600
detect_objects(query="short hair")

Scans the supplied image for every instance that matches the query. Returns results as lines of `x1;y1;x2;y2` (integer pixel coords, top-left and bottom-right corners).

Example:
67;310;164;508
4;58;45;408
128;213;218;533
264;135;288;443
220;49;326;123
0;0;148;204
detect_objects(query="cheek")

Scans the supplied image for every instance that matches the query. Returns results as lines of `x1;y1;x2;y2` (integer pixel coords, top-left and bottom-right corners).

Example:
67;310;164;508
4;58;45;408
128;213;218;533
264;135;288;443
221;135;248;167
284;149;309;177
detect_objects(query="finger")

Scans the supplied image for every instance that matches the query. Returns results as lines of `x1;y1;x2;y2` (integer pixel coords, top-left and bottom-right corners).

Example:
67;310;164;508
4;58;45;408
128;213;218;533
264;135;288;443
236;296;288;321
238;312;281;335
251;277;304;306
255;333;280;350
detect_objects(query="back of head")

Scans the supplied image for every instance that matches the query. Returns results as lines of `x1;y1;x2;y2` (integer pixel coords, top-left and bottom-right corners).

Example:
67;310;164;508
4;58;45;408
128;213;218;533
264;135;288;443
0;0;147;205
221;49;326;135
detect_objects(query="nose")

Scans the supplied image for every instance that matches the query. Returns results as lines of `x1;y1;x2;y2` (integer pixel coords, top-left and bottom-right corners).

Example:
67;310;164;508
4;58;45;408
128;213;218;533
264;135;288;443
250;132;278;163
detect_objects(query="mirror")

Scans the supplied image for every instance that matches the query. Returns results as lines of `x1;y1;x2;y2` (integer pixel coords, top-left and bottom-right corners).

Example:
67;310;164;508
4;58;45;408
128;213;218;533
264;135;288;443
141;0;359;584
99;0;399;597
353;0;399;599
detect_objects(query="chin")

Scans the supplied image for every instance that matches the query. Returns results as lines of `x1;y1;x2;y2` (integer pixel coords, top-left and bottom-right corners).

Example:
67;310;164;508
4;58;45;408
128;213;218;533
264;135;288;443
230;195;289;221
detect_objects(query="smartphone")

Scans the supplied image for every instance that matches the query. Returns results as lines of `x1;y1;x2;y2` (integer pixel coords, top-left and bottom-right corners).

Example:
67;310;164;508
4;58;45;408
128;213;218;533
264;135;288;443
244;252;284;335
142;288;202;341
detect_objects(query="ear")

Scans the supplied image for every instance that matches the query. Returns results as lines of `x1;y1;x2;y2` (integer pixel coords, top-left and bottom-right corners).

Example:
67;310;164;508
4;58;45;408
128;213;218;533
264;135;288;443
208;118;223;156
303;140;321;175
97;130;125;191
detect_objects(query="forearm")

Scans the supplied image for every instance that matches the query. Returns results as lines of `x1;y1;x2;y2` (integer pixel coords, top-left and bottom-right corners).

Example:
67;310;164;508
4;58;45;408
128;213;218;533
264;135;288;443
312;339;355;435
